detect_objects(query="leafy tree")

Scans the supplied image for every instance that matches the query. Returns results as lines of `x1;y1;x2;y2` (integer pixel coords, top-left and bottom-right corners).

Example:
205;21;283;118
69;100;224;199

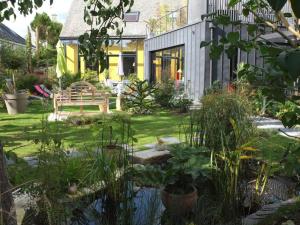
30;12;52;55
26;26;33;73
202;0;300;128
0;0;52;22
47;20;62;47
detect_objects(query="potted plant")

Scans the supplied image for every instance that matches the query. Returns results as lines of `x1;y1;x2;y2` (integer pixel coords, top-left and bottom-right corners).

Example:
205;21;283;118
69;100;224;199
0;44;28;115
133;145;209;215
2;71;28;115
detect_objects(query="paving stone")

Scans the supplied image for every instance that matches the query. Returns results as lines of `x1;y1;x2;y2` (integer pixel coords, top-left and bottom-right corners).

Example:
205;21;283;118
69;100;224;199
132;149;171;164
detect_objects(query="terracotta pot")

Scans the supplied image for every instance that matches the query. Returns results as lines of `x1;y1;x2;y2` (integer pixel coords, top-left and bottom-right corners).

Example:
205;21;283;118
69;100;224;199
3;92;28;115
161;185;198;215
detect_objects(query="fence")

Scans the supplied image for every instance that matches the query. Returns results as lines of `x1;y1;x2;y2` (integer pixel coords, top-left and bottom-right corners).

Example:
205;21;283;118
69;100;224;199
146;6;188;38
207;0;292;23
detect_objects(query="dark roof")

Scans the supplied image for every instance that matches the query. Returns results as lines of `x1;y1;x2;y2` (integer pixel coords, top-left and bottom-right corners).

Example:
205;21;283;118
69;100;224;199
0;23;26;46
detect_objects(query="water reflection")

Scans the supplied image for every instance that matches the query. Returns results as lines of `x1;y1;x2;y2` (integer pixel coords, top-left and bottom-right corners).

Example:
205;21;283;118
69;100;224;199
70;188;165;225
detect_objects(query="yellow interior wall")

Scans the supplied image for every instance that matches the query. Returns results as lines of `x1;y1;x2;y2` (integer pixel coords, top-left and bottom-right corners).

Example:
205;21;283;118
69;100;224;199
66;44;79;74
137;40;144;81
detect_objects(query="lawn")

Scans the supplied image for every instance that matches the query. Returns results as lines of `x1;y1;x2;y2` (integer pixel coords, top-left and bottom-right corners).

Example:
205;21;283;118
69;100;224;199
0;100;187;157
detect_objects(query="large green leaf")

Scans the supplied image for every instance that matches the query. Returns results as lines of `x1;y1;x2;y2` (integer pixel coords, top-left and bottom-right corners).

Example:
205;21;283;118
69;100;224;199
290;0;300;18
266;0;287;11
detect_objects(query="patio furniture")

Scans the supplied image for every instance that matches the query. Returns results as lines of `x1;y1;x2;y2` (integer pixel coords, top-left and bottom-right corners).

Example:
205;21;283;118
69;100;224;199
53;81;110;114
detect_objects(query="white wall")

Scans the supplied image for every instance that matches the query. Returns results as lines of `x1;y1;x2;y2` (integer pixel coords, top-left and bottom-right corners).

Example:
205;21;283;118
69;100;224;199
188;0;206;24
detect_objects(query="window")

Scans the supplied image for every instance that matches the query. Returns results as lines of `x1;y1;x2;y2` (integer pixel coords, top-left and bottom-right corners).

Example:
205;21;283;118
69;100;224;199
151;46;185;83
124;12;140;22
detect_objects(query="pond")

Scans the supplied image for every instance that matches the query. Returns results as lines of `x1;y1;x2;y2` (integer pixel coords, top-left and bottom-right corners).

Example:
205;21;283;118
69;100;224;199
70;188;166;225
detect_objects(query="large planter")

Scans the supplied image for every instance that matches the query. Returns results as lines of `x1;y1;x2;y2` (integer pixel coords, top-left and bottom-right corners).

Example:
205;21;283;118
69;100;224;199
3;92;28;115
161;185;198;215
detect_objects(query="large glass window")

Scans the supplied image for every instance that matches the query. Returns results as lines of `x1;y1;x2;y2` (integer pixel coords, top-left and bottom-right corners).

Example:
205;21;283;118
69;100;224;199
151;46;185;83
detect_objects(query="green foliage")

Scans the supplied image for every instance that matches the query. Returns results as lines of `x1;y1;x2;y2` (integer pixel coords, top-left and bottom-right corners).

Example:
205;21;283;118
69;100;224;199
37;46;58;67
81;69;99;84
154;79;175;108
187;90;254;151
202;0;300;128
0;0;52;22
133;145;210;194
123;80;157;114
0;44;27;71
26;27;33;73
170;94;193;113
59;72;81;89
30;12;52;42
276;101;300;128
79;0;134;73
46;20;63;47
16;74;39;92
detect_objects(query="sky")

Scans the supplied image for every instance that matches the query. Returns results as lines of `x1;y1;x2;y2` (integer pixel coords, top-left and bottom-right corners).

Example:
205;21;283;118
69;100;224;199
3;0;73;38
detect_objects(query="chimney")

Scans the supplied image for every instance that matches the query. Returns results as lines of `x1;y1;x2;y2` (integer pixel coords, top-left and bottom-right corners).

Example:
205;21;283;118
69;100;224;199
188;0;206;24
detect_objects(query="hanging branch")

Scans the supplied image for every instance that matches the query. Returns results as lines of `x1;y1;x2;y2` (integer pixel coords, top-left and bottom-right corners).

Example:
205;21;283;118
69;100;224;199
79;0;135;73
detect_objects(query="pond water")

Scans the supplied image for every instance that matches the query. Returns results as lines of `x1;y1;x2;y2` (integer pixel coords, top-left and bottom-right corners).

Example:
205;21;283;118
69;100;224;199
70;188;166;225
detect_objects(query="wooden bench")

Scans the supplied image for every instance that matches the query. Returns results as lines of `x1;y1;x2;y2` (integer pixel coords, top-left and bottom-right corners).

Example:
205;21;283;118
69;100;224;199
53;81;110;113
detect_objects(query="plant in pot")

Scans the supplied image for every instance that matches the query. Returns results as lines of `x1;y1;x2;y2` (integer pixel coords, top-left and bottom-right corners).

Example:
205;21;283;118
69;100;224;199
133;145;210;215
2;71;28;115
0;44;28;115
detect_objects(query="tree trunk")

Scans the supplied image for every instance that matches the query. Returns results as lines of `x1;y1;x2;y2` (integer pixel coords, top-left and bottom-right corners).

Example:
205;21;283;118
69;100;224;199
36;27;40;60
0;143;17;225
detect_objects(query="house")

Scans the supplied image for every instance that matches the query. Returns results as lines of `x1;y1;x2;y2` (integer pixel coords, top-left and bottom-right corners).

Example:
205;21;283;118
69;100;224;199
0;23;26;47
60;0;186;81
61;0;292;101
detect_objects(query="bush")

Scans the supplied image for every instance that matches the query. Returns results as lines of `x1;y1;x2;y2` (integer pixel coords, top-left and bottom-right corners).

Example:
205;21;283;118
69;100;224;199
0;44;27;70
16;74;39;92
170;94;193;113
187;90;254;151
123;80;157;114
60;72;81;89
154;79;175;108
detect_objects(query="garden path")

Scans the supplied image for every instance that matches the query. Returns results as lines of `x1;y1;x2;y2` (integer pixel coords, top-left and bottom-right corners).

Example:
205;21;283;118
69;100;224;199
253;117;300;138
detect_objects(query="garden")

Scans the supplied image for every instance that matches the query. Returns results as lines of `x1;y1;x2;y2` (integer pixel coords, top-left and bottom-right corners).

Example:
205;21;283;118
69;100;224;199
0;0;300;225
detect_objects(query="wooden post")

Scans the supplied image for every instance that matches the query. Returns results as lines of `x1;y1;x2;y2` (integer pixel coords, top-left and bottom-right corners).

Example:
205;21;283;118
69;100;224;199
0;142;17;225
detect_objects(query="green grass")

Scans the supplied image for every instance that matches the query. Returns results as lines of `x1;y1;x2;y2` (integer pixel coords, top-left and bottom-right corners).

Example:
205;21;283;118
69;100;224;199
0;100;187;157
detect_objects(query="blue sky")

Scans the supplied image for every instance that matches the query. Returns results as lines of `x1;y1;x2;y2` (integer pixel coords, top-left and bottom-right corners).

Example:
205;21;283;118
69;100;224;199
3;0;73;38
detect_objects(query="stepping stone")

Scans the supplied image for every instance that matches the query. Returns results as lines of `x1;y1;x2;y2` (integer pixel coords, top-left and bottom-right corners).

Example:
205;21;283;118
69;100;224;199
132;149;171;164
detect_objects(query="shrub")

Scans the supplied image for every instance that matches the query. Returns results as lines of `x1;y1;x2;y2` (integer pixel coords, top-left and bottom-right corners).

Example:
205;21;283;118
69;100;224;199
81;69;99;84
0;44;27;71
123;80;157;114
187;90;254;151
60;72;81;89
16;74;39;92
170;94;193;113
154;79;175;108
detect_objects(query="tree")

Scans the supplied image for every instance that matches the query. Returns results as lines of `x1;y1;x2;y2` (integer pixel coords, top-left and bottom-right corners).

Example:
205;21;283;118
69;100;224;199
0;0;52;22
202;0;300;127
47;21;62;47
30;13;52;57
26;27;33;73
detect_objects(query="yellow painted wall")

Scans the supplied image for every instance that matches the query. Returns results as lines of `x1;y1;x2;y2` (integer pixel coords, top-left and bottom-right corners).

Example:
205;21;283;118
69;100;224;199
66;39;145;81
137;40;144;81
66;44;79;74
